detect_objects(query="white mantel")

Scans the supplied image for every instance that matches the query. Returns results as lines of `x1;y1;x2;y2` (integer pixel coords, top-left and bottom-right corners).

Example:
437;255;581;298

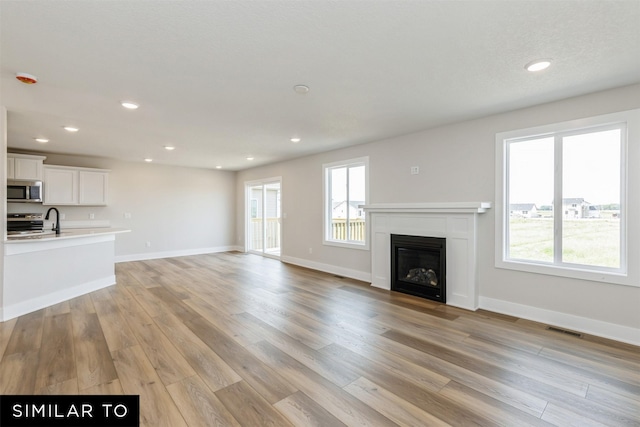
362;202;491;311
362;202;491;214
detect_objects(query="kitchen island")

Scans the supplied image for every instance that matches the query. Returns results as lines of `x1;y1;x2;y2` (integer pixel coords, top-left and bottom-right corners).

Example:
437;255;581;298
2;228;130;321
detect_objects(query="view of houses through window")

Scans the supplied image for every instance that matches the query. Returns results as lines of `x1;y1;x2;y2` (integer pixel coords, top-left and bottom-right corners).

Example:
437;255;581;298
506;125;623;270
324;158;367;246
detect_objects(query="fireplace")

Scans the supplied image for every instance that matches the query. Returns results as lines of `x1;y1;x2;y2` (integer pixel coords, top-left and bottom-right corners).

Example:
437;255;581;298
364;202;490;310
391;234;446;303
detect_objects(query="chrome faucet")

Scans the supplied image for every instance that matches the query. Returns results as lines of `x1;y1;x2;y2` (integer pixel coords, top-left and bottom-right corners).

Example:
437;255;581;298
45;207;61;235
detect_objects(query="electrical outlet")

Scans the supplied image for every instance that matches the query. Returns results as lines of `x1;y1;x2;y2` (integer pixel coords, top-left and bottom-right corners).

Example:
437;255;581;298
60;213;66;220
124;212;132;219
410;166;419;175
89;213;95;219
309;247;313;254
146;241;151;247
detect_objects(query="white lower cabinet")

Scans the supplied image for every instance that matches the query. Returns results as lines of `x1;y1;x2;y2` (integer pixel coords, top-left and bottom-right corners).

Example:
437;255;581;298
44;165;109;205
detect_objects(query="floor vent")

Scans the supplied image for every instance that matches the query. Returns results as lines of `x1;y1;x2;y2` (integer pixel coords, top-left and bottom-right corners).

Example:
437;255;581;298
547;326;583;338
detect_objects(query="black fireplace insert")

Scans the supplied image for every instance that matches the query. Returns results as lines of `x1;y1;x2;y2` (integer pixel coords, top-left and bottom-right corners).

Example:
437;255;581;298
391;234;446;303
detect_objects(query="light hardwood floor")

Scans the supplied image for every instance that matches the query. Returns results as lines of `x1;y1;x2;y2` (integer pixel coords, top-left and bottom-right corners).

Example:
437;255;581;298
1;252;638;426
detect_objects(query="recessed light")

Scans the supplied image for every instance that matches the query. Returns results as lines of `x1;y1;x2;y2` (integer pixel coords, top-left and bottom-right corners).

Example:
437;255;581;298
164;146;175;150
121;101;139;109
293;84;310;94
144;158;153;162
63;126;79;132
290;137;301;143
35;138;49;143
246;157;254;161
525;60;551;72
215;165;222;169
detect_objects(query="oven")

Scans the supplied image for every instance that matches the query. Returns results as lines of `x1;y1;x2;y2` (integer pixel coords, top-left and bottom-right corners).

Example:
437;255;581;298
7;213;45;236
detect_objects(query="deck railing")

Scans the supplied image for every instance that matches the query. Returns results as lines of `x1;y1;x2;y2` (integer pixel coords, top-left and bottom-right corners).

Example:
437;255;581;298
250;218;280;251
331;218;365;241
251;218;365;250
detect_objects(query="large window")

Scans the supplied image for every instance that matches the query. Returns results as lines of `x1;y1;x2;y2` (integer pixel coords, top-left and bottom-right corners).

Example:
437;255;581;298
323;157;368;249
496;110;639;285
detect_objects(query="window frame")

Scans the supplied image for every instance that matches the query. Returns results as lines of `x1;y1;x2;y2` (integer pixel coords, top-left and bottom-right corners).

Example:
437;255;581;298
323;156;369;250
495;109;639;287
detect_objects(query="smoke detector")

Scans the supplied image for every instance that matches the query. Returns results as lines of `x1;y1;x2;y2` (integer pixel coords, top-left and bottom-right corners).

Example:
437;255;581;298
16;72;38;84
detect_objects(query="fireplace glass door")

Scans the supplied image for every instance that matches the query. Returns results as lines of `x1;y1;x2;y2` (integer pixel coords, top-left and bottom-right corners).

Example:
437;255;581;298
391;234;446;302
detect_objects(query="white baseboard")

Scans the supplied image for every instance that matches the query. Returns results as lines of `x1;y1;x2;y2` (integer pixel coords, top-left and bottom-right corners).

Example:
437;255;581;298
1;276;116;322
479;296;640;346
115;246;241;263
281;255;371;282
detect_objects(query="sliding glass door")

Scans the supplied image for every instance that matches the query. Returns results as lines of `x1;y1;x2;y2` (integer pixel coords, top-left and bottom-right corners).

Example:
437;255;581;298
246;178;281;258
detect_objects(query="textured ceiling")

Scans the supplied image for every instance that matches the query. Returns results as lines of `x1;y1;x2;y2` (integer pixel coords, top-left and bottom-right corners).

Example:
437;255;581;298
1;1;639;170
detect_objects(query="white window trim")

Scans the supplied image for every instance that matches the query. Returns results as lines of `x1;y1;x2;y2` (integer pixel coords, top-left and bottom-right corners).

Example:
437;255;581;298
495;109;640;287
323;156;370;250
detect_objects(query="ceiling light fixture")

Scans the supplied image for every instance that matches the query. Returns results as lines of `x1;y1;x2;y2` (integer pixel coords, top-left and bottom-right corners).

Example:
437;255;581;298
246;157;254;161
164;146;175;150
121;101;139;109
63;126;79;132
290;137;301;143
215;165;222;169
35;138;49;143
16;72;37;84
525;60;551;72
144;158;153;162
293;84;310;94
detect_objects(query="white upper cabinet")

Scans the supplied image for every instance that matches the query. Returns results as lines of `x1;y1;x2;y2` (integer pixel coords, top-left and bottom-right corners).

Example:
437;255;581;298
43;165;109;206
79;170;109;205
7;153;46;180
7;157;15;179
44;166;79;205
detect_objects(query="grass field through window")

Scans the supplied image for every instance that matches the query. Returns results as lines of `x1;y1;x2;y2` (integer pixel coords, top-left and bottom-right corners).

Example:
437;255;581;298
509;215;620;268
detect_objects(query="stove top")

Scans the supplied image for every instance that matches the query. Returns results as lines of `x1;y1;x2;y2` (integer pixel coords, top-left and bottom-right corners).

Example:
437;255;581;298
7;213;44;220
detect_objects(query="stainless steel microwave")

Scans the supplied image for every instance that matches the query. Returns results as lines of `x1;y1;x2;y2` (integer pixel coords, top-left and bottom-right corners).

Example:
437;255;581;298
7;180;43;203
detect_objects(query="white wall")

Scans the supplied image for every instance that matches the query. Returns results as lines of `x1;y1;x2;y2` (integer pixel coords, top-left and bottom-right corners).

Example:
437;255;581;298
237;150;372;279
236;84;640;341
0;107;7;312
7;153;237;260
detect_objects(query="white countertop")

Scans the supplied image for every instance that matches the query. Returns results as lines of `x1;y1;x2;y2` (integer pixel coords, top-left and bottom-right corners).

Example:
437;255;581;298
5;227;130;243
